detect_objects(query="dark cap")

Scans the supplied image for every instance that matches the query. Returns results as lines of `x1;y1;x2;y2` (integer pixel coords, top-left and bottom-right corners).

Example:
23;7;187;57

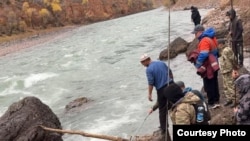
175;81;185;88
191;24;205;34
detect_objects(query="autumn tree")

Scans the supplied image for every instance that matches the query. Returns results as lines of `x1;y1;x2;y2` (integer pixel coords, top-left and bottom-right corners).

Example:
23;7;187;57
43;0;63;26
39;8;50;28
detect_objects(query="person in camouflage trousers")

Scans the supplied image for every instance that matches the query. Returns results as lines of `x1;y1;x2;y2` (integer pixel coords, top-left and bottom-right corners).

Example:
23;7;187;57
217;39;238;108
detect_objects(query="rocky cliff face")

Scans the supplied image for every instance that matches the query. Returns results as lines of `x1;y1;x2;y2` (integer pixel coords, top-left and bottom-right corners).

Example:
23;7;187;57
0;0;163;36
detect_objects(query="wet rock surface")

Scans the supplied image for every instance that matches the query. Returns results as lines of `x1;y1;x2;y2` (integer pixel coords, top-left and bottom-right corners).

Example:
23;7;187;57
0;96;63;141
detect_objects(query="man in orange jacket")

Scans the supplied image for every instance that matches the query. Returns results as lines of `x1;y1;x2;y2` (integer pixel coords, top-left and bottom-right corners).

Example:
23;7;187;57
191;24;220;109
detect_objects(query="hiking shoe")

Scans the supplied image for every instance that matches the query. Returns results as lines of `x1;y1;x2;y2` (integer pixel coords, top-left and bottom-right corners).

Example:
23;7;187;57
223;100;233;107
208;104;220;109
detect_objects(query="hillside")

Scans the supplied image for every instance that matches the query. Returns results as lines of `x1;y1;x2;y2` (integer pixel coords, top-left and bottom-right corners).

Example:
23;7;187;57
0;0;163;43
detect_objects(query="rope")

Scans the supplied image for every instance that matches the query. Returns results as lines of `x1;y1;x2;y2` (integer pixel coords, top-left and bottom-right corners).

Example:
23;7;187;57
130;114;150;141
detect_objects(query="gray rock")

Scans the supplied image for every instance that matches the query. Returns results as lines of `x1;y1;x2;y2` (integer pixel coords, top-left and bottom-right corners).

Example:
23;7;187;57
0;96;62;141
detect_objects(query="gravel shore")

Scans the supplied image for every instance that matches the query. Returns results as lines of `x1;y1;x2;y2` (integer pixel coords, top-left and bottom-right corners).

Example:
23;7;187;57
0;26;78;57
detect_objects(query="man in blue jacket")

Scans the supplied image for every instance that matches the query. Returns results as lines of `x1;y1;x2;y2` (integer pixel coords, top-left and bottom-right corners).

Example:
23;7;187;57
140;54;173;137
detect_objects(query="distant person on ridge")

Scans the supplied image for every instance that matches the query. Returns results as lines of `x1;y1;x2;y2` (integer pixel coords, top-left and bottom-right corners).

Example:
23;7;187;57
226;8;244;67
191;6;201;26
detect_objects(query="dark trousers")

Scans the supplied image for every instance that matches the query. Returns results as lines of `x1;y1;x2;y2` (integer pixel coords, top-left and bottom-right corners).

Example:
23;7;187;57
232;41;244;65
203;71;220;105
157;81;173;132
194;21;200;26
157;84;168;132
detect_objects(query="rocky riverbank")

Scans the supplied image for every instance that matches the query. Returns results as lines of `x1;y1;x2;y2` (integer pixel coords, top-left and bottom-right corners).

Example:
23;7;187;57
0;1;250;141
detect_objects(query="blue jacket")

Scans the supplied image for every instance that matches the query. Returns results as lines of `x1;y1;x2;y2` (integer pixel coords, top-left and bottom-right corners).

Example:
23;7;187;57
146;61;172;90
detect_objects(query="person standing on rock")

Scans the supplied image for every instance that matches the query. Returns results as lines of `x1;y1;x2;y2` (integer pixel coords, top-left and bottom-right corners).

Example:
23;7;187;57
217;39;238;108
191;6;201;26
233;74;250;125
140;54;173;136
191;24;220;109
226;8;244;67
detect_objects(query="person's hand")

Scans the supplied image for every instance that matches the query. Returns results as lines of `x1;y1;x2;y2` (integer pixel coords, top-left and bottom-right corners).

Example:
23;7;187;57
233;107;238;113
148;94;153;102
229;31;232;36
148;108;153;114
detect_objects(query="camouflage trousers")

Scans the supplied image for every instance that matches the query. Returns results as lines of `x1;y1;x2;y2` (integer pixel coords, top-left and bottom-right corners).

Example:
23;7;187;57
222;72;237;102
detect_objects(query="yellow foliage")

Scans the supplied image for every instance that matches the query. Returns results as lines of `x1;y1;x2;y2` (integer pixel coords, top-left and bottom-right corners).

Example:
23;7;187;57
22;2;29;11
51;3;62;12
82;0;88;5
128;0;132;6
19;20;27;31
26;8;36;18
39;8;50;17
7;11;16;23
53;0;60;3
43;0;50;6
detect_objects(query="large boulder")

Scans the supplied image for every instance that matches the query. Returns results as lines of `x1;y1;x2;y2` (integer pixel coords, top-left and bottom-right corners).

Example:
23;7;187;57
159;37;189;60
0;96;63;141
185;38;199;57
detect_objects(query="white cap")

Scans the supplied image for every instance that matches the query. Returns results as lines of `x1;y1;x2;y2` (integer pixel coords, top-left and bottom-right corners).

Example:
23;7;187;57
140;54;150;62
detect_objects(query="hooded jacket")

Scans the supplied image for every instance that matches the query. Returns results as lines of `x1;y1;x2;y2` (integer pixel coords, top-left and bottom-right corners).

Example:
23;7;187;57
169;91;201;124
228;9;243;42
234;74;250;125
195;27;219;69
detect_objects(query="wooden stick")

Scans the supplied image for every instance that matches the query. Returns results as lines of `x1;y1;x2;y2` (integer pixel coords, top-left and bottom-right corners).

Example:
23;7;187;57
39;125;129;141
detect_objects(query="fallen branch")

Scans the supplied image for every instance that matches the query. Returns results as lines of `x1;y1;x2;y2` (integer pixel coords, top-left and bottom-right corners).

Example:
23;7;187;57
39;125;129;141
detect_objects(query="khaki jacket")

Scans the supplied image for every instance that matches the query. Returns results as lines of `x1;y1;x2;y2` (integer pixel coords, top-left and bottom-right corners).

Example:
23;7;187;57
170;92;200;125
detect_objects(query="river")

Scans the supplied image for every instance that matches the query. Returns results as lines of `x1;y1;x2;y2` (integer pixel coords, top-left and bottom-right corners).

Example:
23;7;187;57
0;7;211;141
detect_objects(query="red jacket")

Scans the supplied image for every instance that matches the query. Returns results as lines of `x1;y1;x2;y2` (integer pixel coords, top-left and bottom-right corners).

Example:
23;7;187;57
188;49;219;79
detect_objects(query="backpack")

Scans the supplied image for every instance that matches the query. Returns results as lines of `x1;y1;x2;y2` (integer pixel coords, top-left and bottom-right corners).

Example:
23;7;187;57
192;100;211;125
190;89;211;124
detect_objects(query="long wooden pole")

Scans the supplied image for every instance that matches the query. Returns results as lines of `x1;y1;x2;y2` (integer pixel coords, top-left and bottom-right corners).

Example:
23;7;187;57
40;125;129;141
165;0;171;141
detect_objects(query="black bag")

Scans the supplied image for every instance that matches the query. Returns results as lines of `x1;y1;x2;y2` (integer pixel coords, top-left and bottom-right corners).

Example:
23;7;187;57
192;100;211;125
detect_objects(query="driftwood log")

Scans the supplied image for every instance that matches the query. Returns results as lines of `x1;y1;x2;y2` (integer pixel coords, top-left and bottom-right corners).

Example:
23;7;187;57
40;125;129;141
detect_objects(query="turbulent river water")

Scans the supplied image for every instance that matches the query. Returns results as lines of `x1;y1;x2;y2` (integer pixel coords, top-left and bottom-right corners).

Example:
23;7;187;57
0;7;212;141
